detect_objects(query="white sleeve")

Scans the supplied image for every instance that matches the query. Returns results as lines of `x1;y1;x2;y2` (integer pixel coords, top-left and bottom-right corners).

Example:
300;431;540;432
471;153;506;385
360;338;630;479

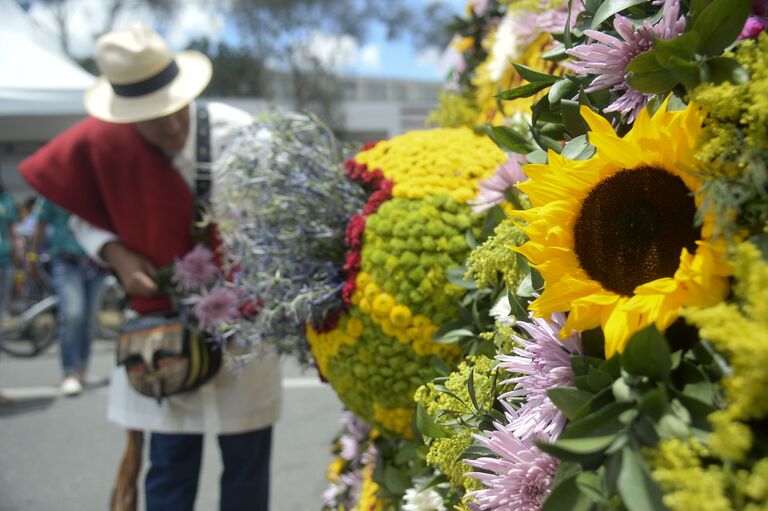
68;215;118;266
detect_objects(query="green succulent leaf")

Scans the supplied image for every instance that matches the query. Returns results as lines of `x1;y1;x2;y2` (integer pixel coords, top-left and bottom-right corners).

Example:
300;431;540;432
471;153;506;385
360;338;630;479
622;326;672;381
691;0;751;56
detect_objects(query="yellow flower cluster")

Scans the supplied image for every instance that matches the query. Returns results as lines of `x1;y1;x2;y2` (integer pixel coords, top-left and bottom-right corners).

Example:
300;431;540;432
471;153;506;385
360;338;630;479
354;464;389;511
373;404;415;441
649;438;733;511
353;272;459;361
684;241;768;461
352;128;506;202
307;315;364;377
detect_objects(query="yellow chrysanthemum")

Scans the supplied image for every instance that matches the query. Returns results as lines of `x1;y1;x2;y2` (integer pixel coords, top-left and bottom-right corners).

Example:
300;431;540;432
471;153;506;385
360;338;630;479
515;98;731;356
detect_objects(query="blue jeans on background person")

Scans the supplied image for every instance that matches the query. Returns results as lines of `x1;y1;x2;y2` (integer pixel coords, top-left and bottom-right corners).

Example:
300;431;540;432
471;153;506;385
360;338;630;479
0;265;13;354
146;427;272;511
51;255;106;377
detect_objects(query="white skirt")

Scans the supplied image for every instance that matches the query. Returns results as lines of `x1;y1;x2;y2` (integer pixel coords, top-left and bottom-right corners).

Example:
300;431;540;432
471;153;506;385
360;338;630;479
107;352;282;434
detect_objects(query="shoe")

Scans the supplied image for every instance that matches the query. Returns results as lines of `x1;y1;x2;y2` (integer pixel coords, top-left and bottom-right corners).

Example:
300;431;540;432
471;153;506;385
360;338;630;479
60;375;83;396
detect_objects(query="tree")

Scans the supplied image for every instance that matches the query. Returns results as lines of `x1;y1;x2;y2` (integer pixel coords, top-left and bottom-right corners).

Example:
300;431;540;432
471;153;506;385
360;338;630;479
17;0;180;58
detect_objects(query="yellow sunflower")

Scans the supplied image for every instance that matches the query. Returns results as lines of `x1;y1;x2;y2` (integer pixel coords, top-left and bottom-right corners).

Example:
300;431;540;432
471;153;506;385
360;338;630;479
515;98;731;356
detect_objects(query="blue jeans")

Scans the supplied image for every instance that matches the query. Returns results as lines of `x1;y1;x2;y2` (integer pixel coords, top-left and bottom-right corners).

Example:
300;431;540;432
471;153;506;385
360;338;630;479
146;427;272;511
50;256;106;376
0;265;13;353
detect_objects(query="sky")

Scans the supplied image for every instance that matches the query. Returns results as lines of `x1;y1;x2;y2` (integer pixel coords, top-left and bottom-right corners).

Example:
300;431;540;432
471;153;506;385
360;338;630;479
25;0;465;82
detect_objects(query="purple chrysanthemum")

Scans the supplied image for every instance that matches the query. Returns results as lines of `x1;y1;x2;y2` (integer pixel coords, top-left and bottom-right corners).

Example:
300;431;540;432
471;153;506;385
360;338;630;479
338;411;371;461
186;286;241;332
536;0;584;34
497;312;582;440
465;425;558;511
470;154;527;214
566;0;686;121
739;15;768;38
173;244;218;291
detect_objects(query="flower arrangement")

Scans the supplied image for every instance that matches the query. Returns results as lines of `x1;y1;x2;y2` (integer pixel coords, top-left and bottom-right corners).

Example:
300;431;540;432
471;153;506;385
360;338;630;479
152;244;245;337
306;128;507;438
325;0;768;510
211;111;368;362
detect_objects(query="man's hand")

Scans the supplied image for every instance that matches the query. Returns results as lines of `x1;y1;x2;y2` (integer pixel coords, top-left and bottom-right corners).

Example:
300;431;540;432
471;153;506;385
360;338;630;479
101;241;158;297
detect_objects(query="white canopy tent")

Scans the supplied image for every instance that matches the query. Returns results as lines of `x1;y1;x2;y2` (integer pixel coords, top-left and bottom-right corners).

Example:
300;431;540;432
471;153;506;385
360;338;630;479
0;0;94;116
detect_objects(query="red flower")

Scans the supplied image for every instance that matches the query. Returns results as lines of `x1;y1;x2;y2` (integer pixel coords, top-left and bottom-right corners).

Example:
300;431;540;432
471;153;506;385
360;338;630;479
341;276;357;306
238;298;263;318
343;252;361;273
360;140;380;152
345;214;367;249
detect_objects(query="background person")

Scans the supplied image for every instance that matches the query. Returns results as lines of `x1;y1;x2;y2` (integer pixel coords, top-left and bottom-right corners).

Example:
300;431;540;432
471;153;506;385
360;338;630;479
0;180;18;406
19;23;281;511
29;197;107;396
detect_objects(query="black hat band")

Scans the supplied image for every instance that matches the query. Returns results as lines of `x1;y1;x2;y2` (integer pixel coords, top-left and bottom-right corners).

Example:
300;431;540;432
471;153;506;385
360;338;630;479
110;60;179;98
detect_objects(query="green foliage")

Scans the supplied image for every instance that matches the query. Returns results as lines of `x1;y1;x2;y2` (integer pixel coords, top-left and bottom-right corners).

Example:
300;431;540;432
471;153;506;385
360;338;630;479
539;326;725;510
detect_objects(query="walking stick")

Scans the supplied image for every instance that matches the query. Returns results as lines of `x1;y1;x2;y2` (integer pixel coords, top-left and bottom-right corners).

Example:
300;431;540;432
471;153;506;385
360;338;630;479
110;429;144;511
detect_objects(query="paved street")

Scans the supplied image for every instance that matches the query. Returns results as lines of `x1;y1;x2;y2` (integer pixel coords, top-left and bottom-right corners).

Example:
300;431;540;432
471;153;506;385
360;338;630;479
0;338;343;511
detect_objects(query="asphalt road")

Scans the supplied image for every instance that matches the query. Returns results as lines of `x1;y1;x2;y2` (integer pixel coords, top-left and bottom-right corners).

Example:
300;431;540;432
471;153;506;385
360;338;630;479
0;338;343;511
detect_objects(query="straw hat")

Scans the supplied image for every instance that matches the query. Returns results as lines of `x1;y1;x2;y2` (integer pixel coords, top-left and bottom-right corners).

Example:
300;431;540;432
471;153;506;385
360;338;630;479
84;23;212;123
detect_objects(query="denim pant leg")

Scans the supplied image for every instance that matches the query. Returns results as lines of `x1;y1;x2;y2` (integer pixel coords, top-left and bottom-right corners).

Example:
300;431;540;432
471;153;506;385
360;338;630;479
51;259;88;376
146;432;203;511
79;261;105;370
0;265;12;353
218;426;273;511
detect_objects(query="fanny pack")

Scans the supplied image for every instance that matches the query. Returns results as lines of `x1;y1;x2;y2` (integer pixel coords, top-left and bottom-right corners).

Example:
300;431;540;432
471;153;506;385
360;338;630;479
115;104;222;401
117;312;222;401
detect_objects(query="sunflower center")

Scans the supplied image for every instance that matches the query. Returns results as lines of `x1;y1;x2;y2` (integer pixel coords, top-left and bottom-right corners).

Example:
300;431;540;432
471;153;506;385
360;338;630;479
573;166;700;296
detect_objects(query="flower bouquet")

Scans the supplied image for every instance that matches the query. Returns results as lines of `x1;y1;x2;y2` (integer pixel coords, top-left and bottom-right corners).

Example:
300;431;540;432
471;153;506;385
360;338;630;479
210;111;369;363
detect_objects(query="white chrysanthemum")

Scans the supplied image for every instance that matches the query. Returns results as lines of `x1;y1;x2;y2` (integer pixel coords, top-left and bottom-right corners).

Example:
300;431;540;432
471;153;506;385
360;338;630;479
487;10;538;82
402;485;446;511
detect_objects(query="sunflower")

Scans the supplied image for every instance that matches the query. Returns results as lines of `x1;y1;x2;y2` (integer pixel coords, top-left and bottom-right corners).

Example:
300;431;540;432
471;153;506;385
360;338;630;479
515;98;731;356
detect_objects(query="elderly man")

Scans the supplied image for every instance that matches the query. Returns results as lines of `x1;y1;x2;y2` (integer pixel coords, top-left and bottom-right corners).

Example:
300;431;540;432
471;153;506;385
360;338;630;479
20;24;281;511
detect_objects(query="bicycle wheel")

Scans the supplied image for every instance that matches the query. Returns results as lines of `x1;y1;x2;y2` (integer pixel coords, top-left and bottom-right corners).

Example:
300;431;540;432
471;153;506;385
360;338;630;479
2;312;57;357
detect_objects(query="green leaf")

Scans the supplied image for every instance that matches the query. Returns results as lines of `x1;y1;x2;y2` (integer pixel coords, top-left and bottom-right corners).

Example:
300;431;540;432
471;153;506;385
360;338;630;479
591;0;647;28
587;368;616;392
526;148;548;164
383;464;410;494
497;81;553;100
654;33;701;68
513;63;560;84
415;403;449;439
626;50;679;94
486;125;533;153
691;0;751;56
622;325;672;381
638;386;669;421
467;368;480;411
561;99;590;137
705;56;750;85
560;402;633;439
561;135;596;160
541;474;594;511
435;328;476;343
653;33;702;90
548;387;595;420
445;266;476;289
616;447;667;511
576;471;611;505
549;434;619;454
541;44;568;61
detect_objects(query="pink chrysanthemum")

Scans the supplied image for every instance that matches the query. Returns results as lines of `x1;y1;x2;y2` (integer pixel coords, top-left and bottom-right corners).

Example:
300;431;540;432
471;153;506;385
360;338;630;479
566;0;686;121
173;244;218;291
465;425;558;511
469;154;527;214
186;286;240;332
497;312;582;440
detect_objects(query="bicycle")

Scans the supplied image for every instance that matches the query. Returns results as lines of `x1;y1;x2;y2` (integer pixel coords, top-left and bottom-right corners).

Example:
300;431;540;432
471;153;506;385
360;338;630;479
0;259;127;358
